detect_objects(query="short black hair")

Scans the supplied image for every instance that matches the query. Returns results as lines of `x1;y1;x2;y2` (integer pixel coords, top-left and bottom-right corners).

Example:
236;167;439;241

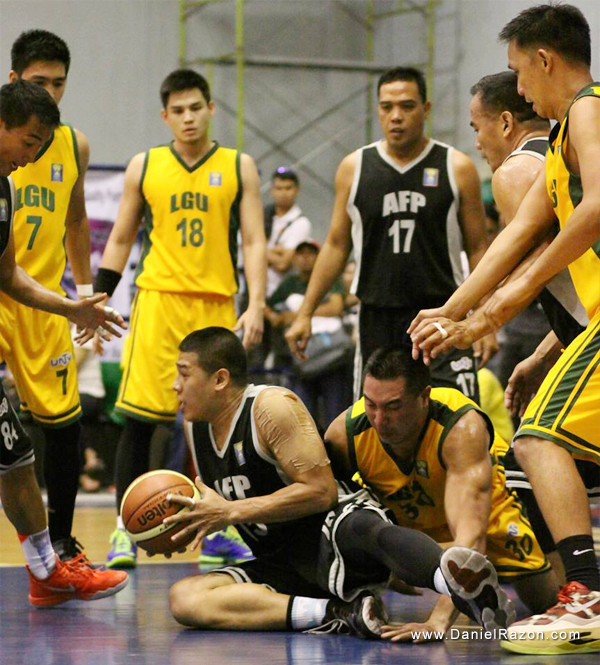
377;67;427;103
470;71;549;127
179;327;247;386
160;69;211;107
272;166;299;186
499;3;590;67
11;29;71;75
363;344;430;396
0;80;60;130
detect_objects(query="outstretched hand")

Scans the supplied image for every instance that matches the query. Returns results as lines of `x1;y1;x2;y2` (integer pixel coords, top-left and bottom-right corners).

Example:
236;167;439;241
69;294;127;343
409;316;474;365
285;313;312;361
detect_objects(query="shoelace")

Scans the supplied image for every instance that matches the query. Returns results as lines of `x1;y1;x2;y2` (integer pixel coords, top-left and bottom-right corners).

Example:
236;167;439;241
65;553;94;570
304;619;351;635
557;582;585;604
112;531;133;551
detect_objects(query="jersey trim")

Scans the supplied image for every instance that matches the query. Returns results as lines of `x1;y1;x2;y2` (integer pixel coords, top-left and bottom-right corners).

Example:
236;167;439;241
168;140;220;173
444;146;464;288
348;148;365;297
34;130;55;163
345;407;361;476
139;150;151;194
68;125;81;176
375;139;435;175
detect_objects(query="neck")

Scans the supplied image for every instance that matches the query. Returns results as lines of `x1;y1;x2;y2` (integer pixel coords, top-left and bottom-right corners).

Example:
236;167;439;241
552;70;594;121
172;136;213;166
510;126;549;152
210;384;247;445
275;203;294;216
384;136;429;166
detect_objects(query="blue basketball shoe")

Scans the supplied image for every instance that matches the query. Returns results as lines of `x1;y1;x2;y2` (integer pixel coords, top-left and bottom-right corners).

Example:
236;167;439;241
199;526;254;565
106;528;138;569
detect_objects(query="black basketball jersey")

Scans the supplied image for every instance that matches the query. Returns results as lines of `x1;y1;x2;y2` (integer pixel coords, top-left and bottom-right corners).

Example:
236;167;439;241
504;137;588;345
187;384;326;561
348;140;463;309
0;176;14;257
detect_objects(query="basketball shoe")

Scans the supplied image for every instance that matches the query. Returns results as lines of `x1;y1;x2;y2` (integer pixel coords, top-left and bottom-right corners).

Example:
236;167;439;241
28;555;128;607
305;593;388;639
501;582;600;655
199;526;254;565
53;536;97;568
106;528;137;569
440;546;516;631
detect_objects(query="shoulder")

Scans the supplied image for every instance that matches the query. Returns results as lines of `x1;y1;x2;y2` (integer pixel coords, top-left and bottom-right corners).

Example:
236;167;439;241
254;385;304;411
493;155;542;194
441;407;491;466
450;148;478;179
71;128;90;170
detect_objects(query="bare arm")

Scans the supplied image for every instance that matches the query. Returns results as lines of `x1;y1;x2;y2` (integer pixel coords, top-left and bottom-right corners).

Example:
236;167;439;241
168;388;337;548
443;410;492;552
285;154;355;358
99;153;145;274
235;153;267;348
64;129;92;286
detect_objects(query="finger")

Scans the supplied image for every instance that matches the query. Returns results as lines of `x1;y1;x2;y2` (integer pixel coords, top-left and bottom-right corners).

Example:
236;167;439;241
189;531;203;552
232;318;243;332
407;312;426;335
166;492;195;509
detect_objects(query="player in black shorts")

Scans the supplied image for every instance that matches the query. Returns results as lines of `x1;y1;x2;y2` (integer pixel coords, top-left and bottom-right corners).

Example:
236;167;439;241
165;327;513;638
0;79;127;605
286;66;496;402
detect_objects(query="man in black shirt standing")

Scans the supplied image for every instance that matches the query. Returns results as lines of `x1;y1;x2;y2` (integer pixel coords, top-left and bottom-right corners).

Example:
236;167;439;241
286;67;493;401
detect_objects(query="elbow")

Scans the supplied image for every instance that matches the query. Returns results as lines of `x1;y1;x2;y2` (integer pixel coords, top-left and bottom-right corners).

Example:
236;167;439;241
319;481;339;512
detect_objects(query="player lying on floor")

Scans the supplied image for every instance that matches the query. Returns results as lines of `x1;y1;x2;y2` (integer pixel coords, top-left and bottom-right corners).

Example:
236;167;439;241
324;345;559;641
161;327;514;639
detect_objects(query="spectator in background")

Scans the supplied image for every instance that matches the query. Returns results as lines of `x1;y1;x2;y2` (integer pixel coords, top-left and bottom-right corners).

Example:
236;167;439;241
266;240;350;430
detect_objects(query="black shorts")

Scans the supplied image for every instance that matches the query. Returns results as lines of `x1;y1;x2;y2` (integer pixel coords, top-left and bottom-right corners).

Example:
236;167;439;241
358;304;480;403
0;382;34;475
211;490;393;602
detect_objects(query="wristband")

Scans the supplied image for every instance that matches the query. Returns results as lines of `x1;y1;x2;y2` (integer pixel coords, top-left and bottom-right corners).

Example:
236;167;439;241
94;268;122;298
76;284;94;297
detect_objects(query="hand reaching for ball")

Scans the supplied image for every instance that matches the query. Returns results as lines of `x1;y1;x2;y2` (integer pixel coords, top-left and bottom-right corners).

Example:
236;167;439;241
165;478;233;552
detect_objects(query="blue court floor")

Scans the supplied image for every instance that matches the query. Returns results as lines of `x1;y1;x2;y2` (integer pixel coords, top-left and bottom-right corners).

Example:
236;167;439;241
0;561;598;665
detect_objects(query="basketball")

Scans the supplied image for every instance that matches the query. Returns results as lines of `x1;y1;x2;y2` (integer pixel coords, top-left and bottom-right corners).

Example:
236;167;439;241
120;470;201;555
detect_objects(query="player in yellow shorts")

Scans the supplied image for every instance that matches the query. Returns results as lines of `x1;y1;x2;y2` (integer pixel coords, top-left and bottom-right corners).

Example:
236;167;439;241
96;68;266;567
0;30;96;563
409;4;600;654
325;346;559;640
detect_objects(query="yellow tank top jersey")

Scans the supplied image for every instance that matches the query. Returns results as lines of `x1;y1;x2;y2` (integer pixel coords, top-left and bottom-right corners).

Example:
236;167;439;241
136;142;241;295
10;125;79;293
346;387;510;543
546;83;600;319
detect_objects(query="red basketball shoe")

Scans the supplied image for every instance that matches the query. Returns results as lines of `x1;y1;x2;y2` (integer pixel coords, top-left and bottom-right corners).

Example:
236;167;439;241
501;582;600;655
28;555;128;607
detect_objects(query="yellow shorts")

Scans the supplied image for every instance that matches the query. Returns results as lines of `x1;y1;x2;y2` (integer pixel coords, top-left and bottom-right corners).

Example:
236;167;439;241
0;294;81;427
486;457;550;581
115;289;236;422
516;310;600;465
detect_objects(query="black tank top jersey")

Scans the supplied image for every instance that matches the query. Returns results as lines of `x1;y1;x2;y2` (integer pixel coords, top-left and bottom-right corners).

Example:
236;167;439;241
187;384;326;562
504;138;588;346
348;140;463;309
0;176;14;257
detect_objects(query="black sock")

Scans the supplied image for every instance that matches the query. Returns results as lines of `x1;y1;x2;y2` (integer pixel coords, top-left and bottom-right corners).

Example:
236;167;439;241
336;509;443;590
556;534;600;591
114;417;155;513
42;422;82;543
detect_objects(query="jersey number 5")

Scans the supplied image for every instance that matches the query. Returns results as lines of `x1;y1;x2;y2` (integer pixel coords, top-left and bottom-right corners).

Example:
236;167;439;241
388;219;415;254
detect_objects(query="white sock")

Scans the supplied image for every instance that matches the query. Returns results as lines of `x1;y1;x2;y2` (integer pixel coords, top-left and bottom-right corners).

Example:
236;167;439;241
117;515;124;530
434;566;451;597
290;596;329;630
20;528;56;580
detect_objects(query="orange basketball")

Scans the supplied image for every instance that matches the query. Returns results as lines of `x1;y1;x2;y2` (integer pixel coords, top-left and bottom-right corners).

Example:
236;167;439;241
120;470;200;555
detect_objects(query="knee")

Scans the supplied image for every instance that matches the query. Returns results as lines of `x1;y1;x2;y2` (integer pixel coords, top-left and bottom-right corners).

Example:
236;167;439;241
169;577;212;628
513;437;536;468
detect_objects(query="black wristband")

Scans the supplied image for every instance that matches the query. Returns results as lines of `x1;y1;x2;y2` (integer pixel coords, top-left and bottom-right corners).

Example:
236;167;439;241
94;268;122;298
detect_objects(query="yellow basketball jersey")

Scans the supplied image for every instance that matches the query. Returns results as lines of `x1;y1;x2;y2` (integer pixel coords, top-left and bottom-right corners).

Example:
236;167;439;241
136;142;241;295
546;83;600;319
10;125;79;294
346;387;509;542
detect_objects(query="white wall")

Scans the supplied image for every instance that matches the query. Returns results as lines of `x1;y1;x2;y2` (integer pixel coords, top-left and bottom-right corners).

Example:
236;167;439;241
0;0;598;235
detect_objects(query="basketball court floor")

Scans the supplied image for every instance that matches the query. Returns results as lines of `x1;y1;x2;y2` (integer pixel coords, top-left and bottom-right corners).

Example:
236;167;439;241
1;498;599;665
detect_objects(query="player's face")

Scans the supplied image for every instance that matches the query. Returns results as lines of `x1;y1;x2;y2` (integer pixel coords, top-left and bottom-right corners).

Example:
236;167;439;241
469;94;506;173
11;61;67;105
162;88;215;145
0;116;51;176
378;80;430;154
271;178;298;211
173;352;218;421
362;375;429;450
508;42;549;118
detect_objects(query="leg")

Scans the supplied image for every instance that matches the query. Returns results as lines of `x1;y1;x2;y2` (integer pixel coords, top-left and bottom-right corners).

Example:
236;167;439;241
512;571;560;615
42;421;82;544
170;573;289;630
0;463;47;535
114;416;155;512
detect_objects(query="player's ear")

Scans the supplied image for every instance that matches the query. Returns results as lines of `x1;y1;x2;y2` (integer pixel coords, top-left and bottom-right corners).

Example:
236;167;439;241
500;111;514;136
8;70;19;84
537;48;553;74
213;367;231;391
423;100;432;118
